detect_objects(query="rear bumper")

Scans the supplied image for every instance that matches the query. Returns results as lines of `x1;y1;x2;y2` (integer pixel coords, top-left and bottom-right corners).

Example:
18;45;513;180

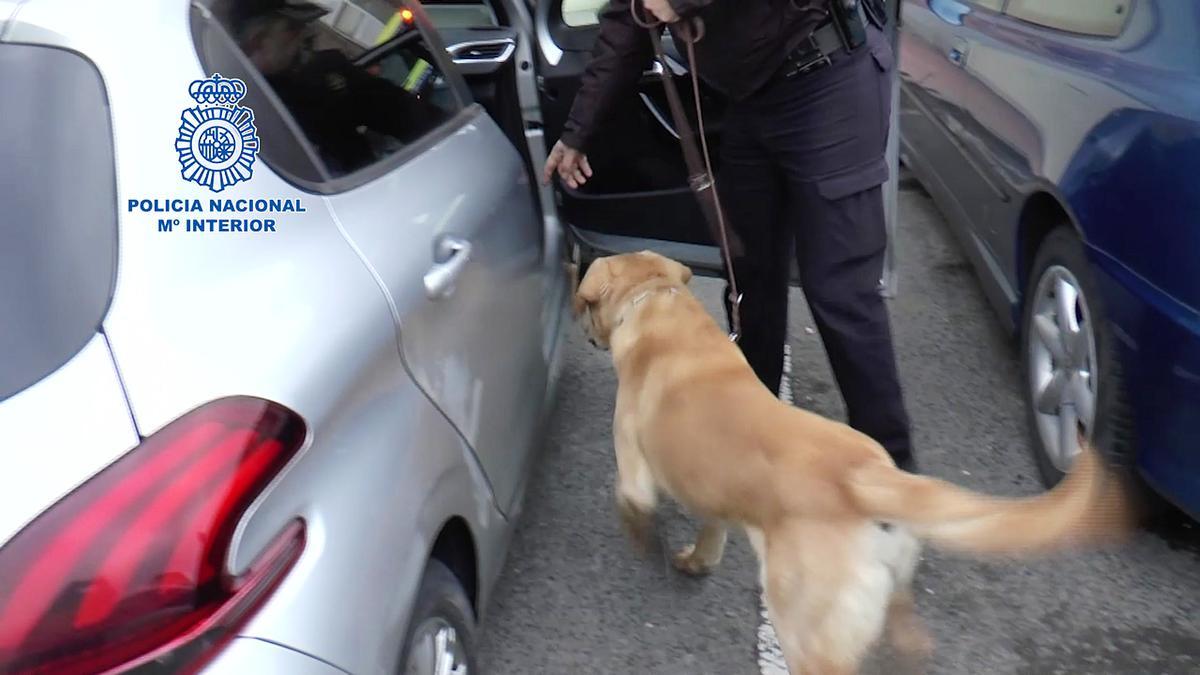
1090;248;1200;518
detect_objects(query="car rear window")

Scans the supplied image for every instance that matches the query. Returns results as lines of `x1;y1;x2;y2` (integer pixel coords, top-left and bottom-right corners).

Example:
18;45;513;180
0;44;118;402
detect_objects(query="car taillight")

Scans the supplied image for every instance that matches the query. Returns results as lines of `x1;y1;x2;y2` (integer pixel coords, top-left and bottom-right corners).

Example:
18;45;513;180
0;397;307;675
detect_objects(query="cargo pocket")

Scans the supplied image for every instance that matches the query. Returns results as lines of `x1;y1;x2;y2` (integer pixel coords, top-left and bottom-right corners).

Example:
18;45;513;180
869;39;895;144
815;160;889;201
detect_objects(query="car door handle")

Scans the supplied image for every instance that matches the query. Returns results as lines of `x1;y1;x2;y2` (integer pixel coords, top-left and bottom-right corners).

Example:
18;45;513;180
446;38;516;77
424;236;472;300
947;37;969;67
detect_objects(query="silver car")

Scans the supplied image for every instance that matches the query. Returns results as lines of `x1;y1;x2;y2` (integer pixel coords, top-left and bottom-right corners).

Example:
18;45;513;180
0;0;781;673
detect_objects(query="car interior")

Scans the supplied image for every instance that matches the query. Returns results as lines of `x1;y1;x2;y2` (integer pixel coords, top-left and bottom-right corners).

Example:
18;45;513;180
412;1;541;217
425;0;726;250
203;0;729;260
536;0;727;247
194;0;794;275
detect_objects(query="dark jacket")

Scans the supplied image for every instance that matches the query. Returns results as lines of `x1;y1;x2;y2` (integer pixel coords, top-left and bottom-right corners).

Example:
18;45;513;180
559;0;832;151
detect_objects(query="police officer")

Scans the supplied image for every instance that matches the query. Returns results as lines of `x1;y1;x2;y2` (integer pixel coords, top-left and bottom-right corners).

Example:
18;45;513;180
543;0;917;472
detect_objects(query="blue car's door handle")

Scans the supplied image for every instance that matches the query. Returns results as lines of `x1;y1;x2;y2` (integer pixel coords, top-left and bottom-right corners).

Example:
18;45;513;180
948;38;969;67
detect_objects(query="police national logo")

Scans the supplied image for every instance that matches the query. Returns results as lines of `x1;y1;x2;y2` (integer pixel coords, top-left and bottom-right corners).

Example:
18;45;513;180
127;74;301;234
176;74;259;192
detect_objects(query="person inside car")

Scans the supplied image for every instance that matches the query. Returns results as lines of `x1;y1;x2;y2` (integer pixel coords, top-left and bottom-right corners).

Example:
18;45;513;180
230;0;445;174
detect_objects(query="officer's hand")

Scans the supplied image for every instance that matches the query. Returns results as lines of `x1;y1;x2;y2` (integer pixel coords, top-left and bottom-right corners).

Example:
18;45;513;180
643;0;680;23
543;140;593;189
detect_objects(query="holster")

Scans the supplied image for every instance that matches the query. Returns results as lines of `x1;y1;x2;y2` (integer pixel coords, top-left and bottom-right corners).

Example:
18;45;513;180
863;0;889;29
829;0;876;50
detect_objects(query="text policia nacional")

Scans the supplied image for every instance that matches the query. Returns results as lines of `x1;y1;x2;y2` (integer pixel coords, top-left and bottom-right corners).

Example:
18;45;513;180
128;198;306;234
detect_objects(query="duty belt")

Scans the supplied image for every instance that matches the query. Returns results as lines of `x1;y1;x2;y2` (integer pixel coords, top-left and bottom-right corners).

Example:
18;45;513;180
775;19;847;81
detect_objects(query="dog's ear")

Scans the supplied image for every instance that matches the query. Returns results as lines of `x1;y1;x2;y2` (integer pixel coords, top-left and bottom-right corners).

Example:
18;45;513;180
669;258;693;285
573;257;613;317
638;249;692;285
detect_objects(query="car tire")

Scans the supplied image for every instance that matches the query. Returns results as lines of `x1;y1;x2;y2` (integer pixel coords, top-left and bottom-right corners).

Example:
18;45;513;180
1020;226;1136;488
398;559;477;675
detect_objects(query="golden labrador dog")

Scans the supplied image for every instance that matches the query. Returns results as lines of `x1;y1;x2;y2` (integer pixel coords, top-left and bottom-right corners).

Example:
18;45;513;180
573;250;1134;675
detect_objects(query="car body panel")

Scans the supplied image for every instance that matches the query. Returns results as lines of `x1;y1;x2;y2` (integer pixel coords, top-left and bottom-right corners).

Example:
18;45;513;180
203;637;350;675
1090;246;1200;515
0;334;139;547
326;105;548;517
899;1;1021;323
461;0;577;369
2;0;563;672
223;368;508;675
898;0;1200;516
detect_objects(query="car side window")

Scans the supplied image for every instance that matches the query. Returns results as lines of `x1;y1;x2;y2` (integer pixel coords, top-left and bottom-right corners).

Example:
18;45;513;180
561;0;606;27
1006;0;1131;38
211;1;462;179
192;7;328;186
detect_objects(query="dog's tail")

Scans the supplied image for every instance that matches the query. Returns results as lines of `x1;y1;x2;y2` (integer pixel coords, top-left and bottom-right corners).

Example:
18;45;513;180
844;437;1136;556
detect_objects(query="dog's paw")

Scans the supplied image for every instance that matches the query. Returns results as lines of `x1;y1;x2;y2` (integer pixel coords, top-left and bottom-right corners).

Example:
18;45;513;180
671;544;715;577
617;498;654;556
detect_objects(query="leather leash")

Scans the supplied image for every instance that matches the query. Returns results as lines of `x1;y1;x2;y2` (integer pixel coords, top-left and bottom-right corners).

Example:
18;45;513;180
631;2;743;342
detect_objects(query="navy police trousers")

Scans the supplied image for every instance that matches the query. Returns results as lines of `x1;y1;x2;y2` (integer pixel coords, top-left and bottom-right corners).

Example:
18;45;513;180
719;24;916;471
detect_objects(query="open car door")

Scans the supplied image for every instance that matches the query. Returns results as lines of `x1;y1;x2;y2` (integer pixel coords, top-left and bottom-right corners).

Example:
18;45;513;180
532;0;729;275
529;0;903;291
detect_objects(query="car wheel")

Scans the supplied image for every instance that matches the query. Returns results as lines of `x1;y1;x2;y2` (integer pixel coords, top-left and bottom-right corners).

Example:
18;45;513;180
1021;226;1136;487
398;559;477;675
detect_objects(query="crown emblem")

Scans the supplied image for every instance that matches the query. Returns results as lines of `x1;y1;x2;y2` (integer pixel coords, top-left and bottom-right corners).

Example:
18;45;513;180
188;73;247;107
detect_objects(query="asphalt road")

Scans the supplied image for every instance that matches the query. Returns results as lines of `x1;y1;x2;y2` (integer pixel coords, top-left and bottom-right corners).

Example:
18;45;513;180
477;178;1200;674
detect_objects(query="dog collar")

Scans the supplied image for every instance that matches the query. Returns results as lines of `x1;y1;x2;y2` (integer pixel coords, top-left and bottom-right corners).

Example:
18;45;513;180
629;286;679;307
617;286;680;328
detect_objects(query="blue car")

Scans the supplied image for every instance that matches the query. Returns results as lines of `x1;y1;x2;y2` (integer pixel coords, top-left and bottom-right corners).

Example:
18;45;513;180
898;0;1200;517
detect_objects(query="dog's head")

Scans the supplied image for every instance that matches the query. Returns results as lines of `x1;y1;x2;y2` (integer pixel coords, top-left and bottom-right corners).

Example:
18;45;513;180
573;250;693;349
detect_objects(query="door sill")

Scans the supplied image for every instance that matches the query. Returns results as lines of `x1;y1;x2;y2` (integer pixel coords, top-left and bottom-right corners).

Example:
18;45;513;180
569;227;808;286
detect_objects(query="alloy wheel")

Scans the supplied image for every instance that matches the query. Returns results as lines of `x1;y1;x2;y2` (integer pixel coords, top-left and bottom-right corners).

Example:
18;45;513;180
403;618;469;675
1028;264;1099;472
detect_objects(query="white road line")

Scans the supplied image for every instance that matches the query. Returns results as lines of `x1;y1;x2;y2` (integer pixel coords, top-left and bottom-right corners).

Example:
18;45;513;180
757;599;788;675
758;344;792;674
778;344;794;405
